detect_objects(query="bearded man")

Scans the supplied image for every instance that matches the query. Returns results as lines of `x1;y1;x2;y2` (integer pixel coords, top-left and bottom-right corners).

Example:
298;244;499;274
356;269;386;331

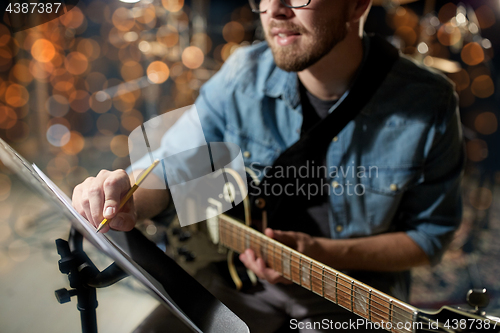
72;0;464;331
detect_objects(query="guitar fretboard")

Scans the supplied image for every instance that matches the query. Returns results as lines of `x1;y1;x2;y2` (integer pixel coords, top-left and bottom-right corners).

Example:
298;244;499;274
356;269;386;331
218;214;418;333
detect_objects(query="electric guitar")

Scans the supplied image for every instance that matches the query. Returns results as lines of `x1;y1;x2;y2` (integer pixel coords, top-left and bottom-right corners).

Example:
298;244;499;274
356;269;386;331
203;168;500;333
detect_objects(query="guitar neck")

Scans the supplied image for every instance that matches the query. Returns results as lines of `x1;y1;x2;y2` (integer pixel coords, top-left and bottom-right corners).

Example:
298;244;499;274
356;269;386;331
218;214;418;332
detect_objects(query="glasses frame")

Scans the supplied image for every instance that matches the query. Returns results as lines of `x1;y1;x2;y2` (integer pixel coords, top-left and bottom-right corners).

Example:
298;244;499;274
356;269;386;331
248;0;312;13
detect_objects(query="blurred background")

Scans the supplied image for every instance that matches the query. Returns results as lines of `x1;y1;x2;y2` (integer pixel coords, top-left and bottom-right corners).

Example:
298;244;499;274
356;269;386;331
0;0;499;332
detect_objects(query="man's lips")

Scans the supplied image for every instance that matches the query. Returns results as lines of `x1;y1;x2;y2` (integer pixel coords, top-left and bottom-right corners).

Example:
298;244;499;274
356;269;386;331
270;28;301;46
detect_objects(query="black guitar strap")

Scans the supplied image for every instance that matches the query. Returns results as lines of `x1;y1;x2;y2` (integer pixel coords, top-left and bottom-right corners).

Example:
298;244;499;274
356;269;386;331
254;35;400;232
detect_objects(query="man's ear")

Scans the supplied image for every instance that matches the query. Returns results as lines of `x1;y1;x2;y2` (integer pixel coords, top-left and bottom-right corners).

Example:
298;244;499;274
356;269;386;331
350;0;372;23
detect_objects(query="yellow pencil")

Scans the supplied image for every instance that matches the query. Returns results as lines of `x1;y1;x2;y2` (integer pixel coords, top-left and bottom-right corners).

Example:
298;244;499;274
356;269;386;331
96;159;160;233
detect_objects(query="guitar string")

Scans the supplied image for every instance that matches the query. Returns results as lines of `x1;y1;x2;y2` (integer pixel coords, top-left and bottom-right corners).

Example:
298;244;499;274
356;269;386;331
218;222;415;323
218;229;415;330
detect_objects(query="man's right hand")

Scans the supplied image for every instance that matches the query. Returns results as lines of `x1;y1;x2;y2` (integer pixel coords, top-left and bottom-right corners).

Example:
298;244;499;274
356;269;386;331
72;169;137;233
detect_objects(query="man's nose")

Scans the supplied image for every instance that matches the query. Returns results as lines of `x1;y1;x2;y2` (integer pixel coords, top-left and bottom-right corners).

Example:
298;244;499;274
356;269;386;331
265;0;294;18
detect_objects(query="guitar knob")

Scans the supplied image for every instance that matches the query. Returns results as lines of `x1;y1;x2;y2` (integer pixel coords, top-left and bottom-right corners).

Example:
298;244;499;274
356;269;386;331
255;198;266;209
467;289;489;309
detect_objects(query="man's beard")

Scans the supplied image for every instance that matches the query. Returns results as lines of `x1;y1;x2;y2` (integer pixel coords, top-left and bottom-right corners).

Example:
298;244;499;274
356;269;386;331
265;15;349;72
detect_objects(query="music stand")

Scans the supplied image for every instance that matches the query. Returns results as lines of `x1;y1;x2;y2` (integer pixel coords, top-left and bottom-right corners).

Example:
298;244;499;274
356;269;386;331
0;137;249;333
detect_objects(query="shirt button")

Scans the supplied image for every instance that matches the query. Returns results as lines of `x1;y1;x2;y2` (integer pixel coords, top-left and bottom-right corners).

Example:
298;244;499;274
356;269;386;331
336;225;343;233
390;184;398;192
243;151;251;159
332;136;339;142
332;181;340;188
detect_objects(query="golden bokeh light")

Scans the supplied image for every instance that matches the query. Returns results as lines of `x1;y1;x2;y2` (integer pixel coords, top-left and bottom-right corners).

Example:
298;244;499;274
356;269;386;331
466;139;488;162
475;5;496;30
0;24;10;47
89;91;112;113
147;61;170;84
69;90;90;113
31;39;56;63
0;106;18;130
447;69;470;92
110;135;129;157
438;3;457;23
471;75;495;99
136;5;156;26
475;112;497;135
437;24;461;46
223;21;245;44
162;0;184;12
29;59;54;81
157;25;179;48
182;46;204;69
191;33;212;55
10;61;33;84
121;60;144;81
65;52;89;75
221;42;240;62
5;84;29;108
121;110;144;132
60;6;85;29
112;7;135;32
394;26;417;47
62;131;85;155
77;38;101;61
461;42;484;66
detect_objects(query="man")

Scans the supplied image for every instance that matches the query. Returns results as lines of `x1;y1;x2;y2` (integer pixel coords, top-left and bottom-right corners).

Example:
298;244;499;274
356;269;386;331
72;0;464;331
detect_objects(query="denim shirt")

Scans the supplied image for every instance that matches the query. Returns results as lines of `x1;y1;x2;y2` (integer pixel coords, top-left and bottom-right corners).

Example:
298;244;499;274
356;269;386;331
131;38;464;275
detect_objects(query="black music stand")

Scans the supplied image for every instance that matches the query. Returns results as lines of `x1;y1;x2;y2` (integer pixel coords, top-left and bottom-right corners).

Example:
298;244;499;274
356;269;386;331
0;138;249;333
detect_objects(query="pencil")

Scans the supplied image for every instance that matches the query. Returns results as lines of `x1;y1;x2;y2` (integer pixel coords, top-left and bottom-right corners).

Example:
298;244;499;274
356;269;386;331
96;159;160;233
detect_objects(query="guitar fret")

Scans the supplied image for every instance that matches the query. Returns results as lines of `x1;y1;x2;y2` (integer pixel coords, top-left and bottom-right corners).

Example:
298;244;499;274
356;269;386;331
368;289;372;322
309;261;313;291
280;246;284;277
351;280;354;312
321;266;325;298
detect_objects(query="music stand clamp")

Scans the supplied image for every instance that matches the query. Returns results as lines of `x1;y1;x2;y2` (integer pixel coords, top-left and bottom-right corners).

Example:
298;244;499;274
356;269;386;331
54;227;128;333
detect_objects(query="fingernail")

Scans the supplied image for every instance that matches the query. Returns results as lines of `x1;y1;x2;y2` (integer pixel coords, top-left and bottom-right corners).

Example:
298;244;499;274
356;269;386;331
104;207;115;218
111;217;123;229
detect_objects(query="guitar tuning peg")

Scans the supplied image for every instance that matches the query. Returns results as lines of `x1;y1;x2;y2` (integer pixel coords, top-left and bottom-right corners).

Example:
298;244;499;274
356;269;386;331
467;289;489;311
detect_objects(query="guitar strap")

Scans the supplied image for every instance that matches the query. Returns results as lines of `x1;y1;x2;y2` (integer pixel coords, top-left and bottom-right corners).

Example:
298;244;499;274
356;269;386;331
254;35;400;232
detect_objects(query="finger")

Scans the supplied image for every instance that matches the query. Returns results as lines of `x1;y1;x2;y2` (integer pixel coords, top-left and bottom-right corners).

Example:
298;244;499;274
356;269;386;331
239;249;265;279
80;178;95;226
72;185;87;220
269;229;298;249
102;170;131;219
88;171;109;228
109;212;136;232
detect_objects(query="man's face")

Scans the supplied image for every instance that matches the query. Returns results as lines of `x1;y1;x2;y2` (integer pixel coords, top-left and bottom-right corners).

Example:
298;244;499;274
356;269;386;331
261;0;351;72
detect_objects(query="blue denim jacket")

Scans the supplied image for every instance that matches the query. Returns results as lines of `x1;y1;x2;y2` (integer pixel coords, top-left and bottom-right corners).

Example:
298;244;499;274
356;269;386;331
131;38;464;275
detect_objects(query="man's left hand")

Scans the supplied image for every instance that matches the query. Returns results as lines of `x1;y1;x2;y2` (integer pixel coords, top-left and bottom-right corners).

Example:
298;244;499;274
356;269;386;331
238;228;319;285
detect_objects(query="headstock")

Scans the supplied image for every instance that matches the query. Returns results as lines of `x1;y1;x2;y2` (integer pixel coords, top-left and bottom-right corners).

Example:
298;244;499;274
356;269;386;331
416;290;500;333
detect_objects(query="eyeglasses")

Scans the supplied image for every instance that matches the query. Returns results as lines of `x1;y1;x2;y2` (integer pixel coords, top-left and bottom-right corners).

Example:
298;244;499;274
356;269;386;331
248;0;312;13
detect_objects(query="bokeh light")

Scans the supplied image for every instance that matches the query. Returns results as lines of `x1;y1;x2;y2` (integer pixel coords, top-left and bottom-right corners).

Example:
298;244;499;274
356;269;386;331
31;39;56;63
5;84;29;108
471;75;495;99
110;135;129;157
223;21;245;44
474;112;498;135
46;124;71;147
65;52;89;75
469;187;493;211
62;131;86;155
461;43;485;66
162;0;184;12
147;61;170;84
46;95;70;117
0;106;17;129
182;46;204;69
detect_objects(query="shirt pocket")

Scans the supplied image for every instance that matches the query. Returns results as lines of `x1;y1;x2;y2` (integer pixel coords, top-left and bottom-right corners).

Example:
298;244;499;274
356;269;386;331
360;167;422;234
223;126;281;177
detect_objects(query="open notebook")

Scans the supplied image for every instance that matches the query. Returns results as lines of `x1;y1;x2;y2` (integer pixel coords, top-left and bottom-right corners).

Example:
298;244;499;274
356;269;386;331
0;137;249;333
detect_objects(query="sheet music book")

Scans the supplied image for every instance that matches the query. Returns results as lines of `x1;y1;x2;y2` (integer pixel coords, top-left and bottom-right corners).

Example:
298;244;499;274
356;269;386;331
0;137;249;333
